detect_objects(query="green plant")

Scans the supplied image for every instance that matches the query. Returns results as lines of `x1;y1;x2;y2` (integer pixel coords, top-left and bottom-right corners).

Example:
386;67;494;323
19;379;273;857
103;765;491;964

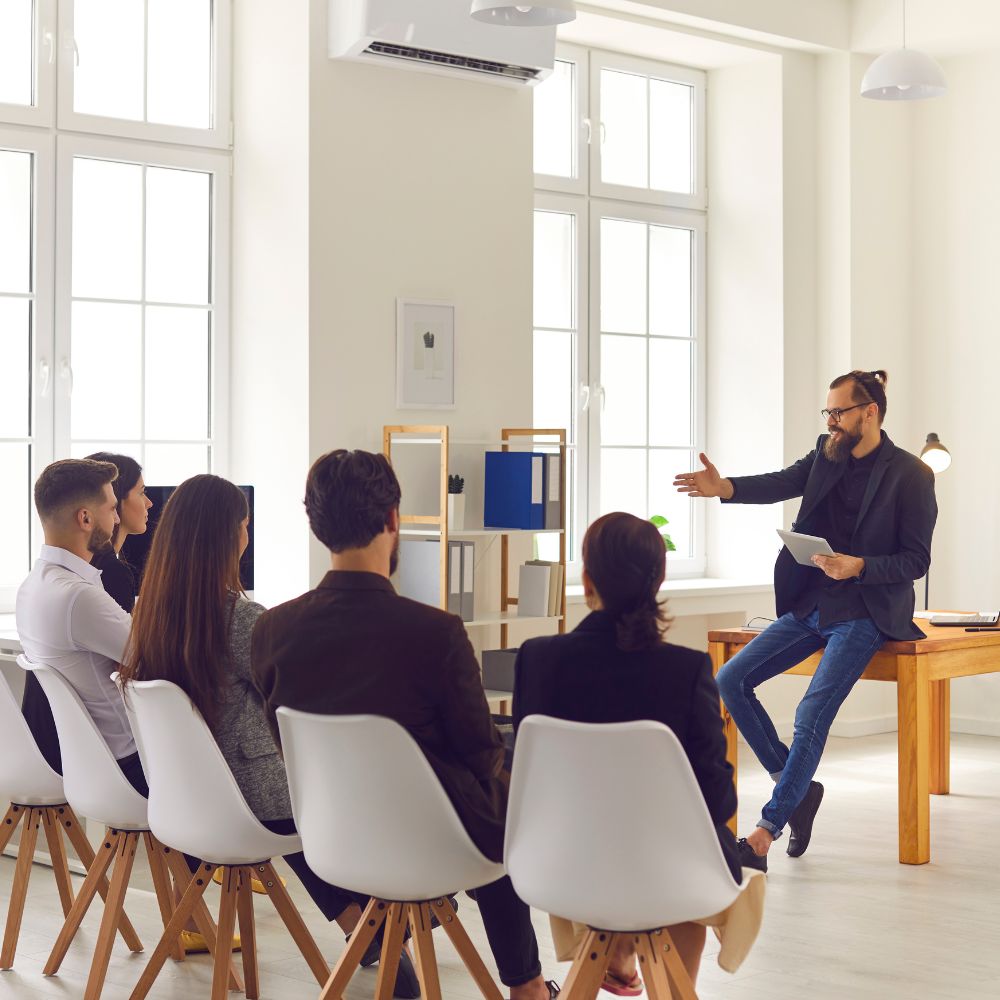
649;514;676;552
448;474;465;495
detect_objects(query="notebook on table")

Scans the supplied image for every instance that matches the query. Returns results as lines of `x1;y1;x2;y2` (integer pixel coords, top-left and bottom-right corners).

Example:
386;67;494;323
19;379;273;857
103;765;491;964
928;612;1000;627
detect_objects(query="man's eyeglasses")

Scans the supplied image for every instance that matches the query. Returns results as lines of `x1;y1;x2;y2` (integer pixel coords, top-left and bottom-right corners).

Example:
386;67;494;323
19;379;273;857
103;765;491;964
821;403;869;423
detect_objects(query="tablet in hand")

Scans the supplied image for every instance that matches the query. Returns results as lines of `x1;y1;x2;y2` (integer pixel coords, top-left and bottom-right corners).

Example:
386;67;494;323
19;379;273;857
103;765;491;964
776;529;835;567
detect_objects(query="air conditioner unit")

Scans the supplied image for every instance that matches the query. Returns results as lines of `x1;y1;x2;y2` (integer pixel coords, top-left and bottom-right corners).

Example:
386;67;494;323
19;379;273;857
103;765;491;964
329;0;556;87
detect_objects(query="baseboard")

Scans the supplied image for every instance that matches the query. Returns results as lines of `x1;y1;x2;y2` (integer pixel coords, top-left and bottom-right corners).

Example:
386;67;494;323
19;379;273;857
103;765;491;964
739;715;1000;743
950;717;1000;738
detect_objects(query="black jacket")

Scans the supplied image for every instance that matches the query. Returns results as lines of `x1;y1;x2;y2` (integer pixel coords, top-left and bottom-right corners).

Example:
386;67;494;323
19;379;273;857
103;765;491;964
726;432;937;641
513;612;741;884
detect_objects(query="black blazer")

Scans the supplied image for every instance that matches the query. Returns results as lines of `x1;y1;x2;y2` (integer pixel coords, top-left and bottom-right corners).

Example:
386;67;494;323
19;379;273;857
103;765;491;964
252;571;509;862
513;612;742;884
726;432;937;641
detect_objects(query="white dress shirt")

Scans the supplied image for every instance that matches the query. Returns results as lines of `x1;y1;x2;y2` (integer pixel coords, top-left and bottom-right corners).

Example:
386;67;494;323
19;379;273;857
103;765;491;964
15;544;136;759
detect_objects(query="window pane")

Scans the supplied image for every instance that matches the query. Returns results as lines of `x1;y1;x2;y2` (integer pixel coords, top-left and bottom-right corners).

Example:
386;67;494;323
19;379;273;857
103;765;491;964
147;0;212;129
0;149;32;295
600;448;646;519
534;211;574;330
145;167;211;305
0;298;31;437
600;70;647;190
649;450;693;558
648;339;691;447
72;441;138;460
74;0;145;121
145;307;209;439
143;443;209;485
73;158;143;300
0;443;31;589
649;225;691;338
649;79;693;194
533;59;574;178
533;330;573;437
0;1;33;107
600;218;646;335
600;334;646;447
71;301;142;439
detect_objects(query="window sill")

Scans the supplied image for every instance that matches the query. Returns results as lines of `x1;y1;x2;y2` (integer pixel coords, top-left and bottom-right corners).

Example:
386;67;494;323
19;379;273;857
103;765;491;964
566;578;773;618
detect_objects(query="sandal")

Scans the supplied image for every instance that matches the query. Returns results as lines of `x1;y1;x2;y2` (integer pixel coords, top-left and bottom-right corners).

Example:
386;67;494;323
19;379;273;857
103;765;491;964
601;970;643;996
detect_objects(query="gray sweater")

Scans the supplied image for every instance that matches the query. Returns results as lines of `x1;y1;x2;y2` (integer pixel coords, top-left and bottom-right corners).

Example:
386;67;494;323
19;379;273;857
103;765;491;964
212;596;292;821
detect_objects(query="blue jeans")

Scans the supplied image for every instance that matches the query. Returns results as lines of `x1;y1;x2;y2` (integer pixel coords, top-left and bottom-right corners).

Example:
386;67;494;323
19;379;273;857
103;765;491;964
715;610;884;837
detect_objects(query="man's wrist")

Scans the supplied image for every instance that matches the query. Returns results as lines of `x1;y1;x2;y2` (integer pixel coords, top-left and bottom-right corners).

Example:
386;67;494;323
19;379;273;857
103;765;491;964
720;478;735;501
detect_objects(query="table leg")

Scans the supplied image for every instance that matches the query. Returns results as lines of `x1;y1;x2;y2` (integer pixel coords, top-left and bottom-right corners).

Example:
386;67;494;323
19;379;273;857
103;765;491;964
929;679;950;795
709;641;738;837
897;655;930;865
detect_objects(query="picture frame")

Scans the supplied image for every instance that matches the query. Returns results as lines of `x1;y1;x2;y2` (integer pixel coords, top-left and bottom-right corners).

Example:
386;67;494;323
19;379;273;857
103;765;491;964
396;298;456;410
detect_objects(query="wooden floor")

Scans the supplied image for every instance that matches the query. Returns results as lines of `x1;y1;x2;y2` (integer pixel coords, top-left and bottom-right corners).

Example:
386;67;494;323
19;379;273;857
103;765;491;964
1;733;998;1000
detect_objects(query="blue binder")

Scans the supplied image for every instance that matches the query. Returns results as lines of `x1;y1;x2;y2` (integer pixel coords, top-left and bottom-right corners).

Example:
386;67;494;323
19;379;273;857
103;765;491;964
484;452;545;529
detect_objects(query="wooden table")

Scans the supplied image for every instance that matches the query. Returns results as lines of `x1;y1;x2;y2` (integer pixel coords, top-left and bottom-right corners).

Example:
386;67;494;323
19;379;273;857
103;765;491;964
707;622;1000;865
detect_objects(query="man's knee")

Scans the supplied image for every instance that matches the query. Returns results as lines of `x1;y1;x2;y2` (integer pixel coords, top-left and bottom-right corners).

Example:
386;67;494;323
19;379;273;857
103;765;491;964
715;661;742;707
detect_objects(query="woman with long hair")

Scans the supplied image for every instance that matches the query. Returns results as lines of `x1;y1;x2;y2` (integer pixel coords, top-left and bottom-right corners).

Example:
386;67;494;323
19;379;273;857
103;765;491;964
118;475;418;995
512;512;762;992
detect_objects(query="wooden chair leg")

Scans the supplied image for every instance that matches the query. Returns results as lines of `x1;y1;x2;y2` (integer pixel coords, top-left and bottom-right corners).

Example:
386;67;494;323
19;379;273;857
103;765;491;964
374;902;409;1000
211;867;240;1000
160;851;243;993
408;903;442;1000
0;803;25;854
319;897;389;1000
42;808;75;918
58;809;143;952
560;928;613;1000
1;806;41;969
639;928;696;1000
142;833;184;963
255;861;330;985
84;831;140;1000
429;896;504;1000
236;867;260;1000
127;861;216;1000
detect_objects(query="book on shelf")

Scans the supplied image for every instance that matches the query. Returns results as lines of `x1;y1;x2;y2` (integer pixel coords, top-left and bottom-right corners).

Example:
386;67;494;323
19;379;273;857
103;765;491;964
518;560;563;617
543;453;562;530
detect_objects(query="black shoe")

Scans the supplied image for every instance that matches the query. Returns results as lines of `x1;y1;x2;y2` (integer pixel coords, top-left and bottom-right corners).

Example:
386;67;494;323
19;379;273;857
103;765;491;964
429;895;458;930
392;949;421;999
736;837;768;873
787;781;824;858
545;980;562;999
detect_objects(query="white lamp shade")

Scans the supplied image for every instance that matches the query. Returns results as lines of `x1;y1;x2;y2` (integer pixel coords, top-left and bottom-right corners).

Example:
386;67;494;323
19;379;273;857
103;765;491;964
470;0;576;27
860;48;947;101
920;434;952;474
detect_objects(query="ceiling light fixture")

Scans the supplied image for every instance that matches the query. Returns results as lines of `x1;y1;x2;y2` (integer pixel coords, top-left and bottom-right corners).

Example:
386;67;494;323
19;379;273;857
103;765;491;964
860;0;946;101
470;0;577;28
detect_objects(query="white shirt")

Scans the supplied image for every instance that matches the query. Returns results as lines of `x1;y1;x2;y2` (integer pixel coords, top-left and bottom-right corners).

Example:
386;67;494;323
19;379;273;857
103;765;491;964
15;544;136;759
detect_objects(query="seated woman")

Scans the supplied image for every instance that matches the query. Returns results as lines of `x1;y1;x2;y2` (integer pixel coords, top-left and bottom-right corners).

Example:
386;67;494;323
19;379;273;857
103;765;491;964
118;474;418;996
512;512;762;993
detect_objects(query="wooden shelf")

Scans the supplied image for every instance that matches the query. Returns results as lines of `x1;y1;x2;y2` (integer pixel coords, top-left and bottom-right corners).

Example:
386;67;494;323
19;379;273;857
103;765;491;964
400;528;565;538
463;612;565;628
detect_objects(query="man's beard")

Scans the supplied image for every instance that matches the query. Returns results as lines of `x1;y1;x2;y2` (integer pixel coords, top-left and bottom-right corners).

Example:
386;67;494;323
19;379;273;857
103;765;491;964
389;534;400;576
87;524;113;554
824;426;862;462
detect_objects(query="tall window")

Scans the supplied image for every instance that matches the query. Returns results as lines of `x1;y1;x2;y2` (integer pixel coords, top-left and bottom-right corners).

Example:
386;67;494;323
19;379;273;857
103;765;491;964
533;46;706;577
1;0;230;609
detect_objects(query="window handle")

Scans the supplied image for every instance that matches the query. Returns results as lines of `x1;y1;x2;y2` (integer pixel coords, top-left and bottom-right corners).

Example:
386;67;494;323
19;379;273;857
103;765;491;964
579;382;591;412
39;359;51;397
598;384;606;410
582;117;593;145
599;121;607;145
62;32;80;66
59;358;73;394
42;30;55;64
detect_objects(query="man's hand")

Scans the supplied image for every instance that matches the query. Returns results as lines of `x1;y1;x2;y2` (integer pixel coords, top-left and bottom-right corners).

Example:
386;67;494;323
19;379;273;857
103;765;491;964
673;453;734;500
811;554;865;580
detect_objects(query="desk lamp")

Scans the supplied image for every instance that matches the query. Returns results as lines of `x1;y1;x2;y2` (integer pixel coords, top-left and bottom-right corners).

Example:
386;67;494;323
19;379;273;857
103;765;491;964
919;433;951;609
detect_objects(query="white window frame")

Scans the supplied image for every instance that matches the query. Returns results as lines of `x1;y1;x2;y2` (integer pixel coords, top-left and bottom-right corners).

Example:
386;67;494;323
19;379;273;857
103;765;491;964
0;126;55;611
0;0;57;127
534;42;589;197
56;0;232;150
588;200;707;578
589;50;707;212
54;133;231;476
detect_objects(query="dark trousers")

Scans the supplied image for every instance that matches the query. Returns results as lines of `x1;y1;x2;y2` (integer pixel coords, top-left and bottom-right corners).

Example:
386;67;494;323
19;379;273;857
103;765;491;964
472;876;541;987
21;672;63;774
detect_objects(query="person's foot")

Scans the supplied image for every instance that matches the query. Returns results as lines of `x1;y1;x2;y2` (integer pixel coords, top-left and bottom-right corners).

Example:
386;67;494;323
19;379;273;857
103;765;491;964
178;929;242;953
787;781;824;858
511;978;560;1000
390;949;421;999
600;969;642;996
736;837;768;874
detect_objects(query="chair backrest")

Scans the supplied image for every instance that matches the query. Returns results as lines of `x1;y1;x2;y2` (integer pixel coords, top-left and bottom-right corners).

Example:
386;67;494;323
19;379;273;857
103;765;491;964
505;715;743;931
17;655;148;829
120;676;284;862
277;708;505;901
0;669;65;806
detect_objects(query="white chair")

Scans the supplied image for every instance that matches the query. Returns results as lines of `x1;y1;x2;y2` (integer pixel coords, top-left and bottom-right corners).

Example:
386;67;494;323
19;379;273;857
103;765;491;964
18;656;234;1000
119;677;330;1000
276;707;506;1000
505;715;764;1000
0;669;144;969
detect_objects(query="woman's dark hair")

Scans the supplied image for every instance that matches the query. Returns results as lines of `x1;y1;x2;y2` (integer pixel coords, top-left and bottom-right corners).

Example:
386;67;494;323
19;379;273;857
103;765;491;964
86;451;143;546
582;512;670;652
120;475;248;726
829;369;889;423
304;449;401;552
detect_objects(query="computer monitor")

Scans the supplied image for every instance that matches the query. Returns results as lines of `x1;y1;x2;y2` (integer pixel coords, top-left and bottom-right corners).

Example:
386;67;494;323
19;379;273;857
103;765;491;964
120;485;255;593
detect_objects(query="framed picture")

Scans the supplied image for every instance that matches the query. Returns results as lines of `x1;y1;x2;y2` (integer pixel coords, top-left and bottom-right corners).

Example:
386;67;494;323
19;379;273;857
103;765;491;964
396;298;456;409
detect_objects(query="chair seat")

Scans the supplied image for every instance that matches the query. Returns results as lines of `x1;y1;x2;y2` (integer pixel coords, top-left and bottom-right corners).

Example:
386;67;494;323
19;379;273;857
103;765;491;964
150;818;304;868
5;792;68;808
322;856;506;904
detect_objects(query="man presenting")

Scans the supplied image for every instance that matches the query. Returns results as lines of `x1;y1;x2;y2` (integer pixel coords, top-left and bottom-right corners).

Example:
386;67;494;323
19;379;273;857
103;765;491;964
674;370;937;871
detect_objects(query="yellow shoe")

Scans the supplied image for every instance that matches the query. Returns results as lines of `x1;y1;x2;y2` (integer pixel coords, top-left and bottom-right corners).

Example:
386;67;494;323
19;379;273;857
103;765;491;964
178;929;242;954
212;867;286;895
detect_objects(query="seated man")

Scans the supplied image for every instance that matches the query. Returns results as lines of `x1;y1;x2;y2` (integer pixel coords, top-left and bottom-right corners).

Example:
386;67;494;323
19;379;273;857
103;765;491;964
16;459;145;793
252;449;556;1000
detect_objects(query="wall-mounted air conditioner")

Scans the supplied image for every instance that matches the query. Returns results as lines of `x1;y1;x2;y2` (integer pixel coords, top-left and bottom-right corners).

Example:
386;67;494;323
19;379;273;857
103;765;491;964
329;0;556;87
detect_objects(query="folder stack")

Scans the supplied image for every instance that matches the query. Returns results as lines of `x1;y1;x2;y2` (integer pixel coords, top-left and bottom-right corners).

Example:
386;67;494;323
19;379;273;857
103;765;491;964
517;560;563;618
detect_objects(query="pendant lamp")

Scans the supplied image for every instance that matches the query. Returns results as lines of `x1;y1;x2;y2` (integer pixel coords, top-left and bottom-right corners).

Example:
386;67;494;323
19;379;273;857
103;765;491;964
861;0;946;100
470;0;577;27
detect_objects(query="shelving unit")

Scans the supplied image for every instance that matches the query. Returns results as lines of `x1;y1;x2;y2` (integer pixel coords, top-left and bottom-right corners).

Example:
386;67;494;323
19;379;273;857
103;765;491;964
383;424;568;652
